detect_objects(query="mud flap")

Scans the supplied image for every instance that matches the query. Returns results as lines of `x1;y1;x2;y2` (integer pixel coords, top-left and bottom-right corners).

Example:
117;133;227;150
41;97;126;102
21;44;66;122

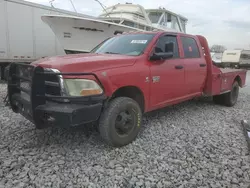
241;120;250;151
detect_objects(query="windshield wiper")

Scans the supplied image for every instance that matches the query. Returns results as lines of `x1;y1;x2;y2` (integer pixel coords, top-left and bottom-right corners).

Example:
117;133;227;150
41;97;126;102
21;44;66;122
104;52;120;54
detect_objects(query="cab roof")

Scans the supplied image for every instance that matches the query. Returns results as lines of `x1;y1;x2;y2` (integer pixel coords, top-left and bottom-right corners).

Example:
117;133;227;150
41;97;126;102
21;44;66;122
119;30;196;38
121;30;176;35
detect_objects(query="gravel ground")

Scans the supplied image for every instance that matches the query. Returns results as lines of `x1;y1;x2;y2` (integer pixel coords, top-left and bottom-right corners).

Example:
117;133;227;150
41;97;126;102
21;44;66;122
1;73;250;188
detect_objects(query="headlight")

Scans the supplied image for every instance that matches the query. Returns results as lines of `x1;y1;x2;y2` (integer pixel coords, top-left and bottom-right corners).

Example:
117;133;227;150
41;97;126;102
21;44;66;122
64;79;103;96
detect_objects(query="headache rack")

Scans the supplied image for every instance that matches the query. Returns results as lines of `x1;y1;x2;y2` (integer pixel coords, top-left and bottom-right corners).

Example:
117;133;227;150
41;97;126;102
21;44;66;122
7;63;105;125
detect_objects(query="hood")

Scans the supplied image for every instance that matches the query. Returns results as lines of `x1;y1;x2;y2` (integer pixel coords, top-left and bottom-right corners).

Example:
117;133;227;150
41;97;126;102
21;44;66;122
31;53;137;73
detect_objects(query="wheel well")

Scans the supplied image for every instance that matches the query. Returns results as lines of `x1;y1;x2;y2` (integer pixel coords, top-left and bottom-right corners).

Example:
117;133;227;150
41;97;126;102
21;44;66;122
234;75;242;87
112;86;145;112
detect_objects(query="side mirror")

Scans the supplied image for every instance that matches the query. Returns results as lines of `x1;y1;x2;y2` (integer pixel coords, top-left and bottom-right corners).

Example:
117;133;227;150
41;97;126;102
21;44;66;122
150;41;174;61
150;52;173;61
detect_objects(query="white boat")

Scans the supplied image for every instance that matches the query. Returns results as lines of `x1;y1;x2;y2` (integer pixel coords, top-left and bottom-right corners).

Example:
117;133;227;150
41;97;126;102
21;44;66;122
211;52;223;64
41;3;188;54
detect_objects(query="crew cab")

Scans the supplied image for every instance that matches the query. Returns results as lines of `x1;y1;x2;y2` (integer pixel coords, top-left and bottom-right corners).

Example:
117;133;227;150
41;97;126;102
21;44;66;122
7;31;247;147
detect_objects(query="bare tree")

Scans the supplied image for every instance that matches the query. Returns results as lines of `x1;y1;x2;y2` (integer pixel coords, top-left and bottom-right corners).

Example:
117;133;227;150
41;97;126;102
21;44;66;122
210;45;227;53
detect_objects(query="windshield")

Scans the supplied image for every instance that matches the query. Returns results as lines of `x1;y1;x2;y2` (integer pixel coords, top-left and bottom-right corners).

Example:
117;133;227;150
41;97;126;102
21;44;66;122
91;33;156;56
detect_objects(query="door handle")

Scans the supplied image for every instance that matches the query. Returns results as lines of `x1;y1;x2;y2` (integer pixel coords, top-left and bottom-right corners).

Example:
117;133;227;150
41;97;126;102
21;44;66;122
200;64;206;67
175;65;183;69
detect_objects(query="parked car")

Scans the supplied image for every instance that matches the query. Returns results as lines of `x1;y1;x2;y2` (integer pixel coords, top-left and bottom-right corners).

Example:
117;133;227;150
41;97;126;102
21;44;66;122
7;31;247;147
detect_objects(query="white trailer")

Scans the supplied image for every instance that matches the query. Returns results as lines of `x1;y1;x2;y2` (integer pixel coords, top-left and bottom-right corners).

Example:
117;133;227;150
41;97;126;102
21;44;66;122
0;0;92;80
221;50;250;69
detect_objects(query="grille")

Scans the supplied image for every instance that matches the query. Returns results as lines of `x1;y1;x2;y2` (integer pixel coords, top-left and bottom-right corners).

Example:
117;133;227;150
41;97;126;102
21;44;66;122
17;66;61;97
44;69;61;96
18;65;33;95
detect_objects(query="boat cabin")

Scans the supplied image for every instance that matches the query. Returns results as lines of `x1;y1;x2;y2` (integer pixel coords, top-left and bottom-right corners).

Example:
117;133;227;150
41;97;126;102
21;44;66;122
98;3;187;33
146;8;187;33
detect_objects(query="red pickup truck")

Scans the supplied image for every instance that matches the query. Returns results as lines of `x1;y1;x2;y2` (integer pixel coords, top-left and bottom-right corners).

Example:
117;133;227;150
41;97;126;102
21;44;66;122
7;31;247;147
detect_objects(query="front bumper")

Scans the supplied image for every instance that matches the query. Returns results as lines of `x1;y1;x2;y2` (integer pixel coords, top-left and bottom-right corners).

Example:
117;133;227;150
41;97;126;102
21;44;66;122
8;63;106;129
11;93;104;129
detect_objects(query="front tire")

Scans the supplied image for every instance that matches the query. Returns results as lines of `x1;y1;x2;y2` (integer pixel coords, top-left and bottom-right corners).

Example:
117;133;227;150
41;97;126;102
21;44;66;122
99;97;142;147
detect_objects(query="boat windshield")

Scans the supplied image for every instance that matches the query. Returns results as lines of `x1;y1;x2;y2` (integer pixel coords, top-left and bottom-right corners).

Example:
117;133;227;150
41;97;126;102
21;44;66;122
91;33;156;56
148;12;162;23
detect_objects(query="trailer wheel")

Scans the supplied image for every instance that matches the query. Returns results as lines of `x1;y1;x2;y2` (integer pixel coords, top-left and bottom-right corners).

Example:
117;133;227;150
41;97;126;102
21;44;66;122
99;97;142;147
0;65;5;81
4;65;10;81
0;64;9;81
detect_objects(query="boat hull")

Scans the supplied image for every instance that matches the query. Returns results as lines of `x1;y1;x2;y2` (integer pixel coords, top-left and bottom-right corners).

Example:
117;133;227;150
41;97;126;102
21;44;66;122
41;16;140;53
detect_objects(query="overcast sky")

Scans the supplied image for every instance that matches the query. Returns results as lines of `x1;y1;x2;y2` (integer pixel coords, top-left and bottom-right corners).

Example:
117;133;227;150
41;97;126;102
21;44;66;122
26;0;250;49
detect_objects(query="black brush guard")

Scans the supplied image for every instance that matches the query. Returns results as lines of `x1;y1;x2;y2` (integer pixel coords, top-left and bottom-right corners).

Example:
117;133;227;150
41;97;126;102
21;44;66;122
7;63;106;129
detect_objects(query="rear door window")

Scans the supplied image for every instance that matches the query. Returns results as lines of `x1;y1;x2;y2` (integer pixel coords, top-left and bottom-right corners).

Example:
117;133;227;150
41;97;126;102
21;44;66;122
181;36;200;58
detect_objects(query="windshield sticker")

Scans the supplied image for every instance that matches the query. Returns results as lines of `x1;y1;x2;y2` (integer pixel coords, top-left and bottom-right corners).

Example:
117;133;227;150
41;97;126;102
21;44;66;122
131;40;148;44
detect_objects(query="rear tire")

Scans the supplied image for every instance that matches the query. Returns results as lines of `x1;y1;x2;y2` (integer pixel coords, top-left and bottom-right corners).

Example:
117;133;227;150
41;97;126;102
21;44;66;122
213;94;225;105
224;81;239;107
213;81;239;107
99;97;142;147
